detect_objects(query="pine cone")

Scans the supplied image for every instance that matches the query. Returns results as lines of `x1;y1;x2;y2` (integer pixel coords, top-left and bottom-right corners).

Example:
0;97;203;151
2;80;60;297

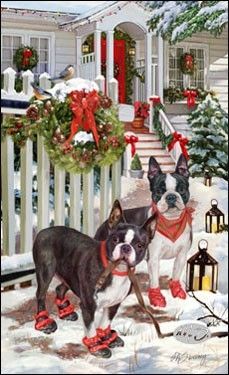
26;104;39;120
108;135;120;148
99;94;112;109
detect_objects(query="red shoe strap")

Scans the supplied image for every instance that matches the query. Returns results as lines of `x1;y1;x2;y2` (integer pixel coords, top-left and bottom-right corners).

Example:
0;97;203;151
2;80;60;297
34;310;49;320
96;325;111;338
58;303;75;318
169;280;182;290
148;287;162;296
55;297;70;307
102;331;118;346
82;335;108;352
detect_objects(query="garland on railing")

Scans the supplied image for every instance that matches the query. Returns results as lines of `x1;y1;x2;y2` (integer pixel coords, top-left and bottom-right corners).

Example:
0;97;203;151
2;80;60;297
164;86;215;105
150;97;173;149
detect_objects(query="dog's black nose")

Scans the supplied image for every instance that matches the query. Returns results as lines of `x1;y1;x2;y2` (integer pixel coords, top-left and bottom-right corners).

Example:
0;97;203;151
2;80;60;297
166;194;177;204
121;244;131;254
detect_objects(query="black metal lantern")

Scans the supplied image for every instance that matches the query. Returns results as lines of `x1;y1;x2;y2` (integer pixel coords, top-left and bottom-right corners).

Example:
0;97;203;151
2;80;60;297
204;167;212;187
206;199;225;233
186;240;218;293
82;41;90;54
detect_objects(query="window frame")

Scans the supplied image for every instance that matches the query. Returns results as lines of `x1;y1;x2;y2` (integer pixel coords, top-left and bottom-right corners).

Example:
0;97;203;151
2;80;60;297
1;28;55;76
165;42;209;93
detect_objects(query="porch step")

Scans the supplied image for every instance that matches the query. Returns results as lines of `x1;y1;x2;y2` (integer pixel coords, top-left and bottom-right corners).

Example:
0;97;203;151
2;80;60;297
167;114;192;138
142;163;175;174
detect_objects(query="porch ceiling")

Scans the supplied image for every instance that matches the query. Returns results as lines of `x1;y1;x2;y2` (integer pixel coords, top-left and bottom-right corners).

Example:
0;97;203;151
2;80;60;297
117;22;145;40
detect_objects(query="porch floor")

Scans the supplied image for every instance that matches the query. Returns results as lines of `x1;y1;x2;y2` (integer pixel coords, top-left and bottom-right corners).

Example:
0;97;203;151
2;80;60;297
124;122;149;133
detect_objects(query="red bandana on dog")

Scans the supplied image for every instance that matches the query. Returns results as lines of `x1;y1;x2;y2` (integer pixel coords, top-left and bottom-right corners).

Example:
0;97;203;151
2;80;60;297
152;201;194;242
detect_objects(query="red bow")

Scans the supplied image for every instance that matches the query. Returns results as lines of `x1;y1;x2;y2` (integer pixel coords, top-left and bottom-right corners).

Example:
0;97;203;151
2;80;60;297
65;90;100;147
125;135;139;157
168;131;189;160
183;90;197;108
22;49;33;67
185;54;193;68
149;96;161;106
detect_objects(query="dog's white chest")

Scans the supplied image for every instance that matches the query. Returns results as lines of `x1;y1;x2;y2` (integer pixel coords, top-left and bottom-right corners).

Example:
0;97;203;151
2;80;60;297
151;223;191;259
95;275;131;308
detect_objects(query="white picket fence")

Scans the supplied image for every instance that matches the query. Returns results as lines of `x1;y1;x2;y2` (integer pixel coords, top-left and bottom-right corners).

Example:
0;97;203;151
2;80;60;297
1;69;122;257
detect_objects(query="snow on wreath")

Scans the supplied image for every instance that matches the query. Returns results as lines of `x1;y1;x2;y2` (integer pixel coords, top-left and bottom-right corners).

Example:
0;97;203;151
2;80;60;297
2;78;125;174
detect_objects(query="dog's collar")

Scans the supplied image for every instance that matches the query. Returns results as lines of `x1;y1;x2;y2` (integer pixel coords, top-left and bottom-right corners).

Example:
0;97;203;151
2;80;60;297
100;241;134;276
152;200;194;242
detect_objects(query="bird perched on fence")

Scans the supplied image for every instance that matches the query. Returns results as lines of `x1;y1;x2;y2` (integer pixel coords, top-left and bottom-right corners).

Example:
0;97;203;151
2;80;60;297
49;65;75;82
31;82;52;101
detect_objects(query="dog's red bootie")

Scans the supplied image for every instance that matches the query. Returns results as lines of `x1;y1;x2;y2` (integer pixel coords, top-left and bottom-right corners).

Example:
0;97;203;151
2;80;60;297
34;310;57;334
97;325;124;348
55;297;78;321
148;287;166;307
82;335;112;358
169;279;186;299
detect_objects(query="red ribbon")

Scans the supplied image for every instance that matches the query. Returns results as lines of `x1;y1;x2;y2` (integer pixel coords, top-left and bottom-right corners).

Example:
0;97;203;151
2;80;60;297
22;49;33;67
168;131;189;160
65;90;100;147
183;89;197;108
149;96;161;106
185;54;193;68
125;135;139;157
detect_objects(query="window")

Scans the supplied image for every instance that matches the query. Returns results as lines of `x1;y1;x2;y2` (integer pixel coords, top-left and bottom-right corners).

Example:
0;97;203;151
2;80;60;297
1;30;54;77
1;35;22;71
167;43;208;90
30;37;50;79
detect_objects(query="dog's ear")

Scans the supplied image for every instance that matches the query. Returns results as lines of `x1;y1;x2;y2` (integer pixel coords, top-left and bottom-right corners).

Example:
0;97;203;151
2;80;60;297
142;213;157;240
148;156;162;180
175;154;190;178
108;200;125;229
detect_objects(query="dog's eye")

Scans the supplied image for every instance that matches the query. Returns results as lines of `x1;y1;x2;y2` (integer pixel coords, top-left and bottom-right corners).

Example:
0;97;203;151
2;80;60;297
137;243;144;250
112;235;119;244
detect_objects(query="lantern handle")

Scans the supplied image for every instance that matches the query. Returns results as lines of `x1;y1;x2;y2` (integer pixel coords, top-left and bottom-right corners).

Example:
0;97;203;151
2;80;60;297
211;199;218;206
198;239;208;251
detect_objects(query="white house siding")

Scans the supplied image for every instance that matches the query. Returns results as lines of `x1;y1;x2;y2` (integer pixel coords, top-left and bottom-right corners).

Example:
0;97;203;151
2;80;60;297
1;18;76;77
183;27;228;112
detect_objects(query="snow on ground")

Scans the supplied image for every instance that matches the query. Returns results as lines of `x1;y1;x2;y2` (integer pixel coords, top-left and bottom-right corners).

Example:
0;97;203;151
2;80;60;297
1;176;228;374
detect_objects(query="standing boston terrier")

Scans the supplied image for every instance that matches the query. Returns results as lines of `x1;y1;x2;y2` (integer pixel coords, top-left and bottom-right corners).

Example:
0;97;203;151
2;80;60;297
147;154;194;308
33;201;156;358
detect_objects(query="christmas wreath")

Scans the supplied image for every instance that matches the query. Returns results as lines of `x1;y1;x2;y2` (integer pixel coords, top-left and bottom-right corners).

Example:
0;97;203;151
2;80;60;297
180;53;196;75
2;79;125;174
13;45;38;71
101;60;120;79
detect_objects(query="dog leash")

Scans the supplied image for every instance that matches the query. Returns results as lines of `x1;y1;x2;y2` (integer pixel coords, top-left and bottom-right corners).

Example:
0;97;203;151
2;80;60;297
95;258;122;295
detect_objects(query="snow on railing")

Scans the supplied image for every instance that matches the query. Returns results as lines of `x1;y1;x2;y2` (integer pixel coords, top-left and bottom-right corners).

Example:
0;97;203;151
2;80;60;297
1;71;122;258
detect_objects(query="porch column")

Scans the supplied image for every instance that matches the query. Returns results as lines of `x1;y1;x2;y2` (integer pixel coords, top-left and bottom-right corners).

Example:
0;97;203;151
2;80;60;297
134;40;141;101
158;35;164;101
76;36;82;77
106;30;114;92
94;29;101;77
145;32;152;101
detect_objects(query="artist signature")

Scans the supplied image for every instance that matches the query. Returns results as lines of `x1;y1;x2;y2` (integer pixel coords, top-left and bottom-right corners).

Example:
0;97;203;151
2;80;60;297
170;351;207;366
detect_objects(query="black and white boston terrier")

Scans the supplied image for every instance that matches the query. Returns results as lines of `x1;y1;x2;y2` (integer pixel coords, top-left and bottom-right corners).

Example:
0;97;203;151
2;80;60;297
33;201;156;358
147;154;194;308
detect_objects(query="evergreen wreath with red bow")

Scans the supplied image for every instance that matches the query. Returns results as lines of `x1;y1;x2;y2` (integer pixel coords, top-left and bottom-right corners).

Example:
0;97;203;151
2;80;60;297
13;45;38;71
180;52;196;75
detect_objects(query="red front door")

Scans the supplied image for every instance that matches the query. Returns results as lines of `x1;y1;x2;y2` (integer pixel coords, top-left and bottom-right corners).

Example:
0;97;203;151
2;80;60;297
101;38;126;103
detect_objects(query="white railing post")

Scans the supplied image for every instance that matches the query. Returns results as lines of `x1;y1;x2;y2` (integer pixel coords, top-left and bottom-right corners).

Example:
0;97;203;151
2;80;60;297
54;167;66;225
20;139;33;253
83;170;94;236
108;78;118;104
2;67;16;94
70;174;81;230
100;166;110;224
1;132;15;255
123;131;135;178
39;72;51;90
149;99;154;133
158;35;164;101
22;70;34;96
106;30;114;93
112;159;121;202
95;75;105;94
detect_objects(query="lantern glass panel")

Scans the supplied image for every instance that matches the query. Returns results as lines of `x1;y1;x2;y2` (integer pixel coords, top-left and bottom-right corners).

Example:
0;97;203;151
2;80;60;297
211;216;218;233
193;264;200;291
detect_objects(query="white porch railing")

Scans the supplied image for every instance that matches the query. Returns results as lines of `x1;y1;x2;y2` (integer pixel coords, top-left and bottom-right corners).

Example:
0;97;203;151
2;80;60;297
1;69;121;257
135;56;158;102
79;52;96;81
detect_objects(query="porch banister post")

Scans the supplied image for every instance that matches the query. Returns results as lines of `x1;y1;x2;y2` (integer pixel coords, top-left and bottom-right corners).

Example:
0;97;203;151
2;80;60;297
106;30;114;92
145;32;152;102
94;29;102;76
158;35;164;102
76;36;82;77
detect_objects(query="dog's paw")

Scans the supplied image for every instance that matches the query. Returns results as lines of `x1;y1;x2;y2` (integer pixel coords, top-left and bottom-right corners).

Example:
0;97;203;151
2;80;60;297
169;279;186;299
108;335;124;348
60;311;78;321
148;287;166;307
92;347;112;358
